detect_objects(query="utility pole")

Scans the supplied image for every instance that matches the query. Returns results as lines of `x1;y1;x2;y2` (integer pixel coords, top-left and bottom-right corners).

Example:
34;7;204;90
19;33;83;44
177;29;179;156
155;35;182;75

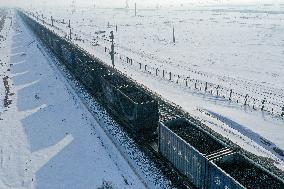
125;0;129;9
51;16;53;26
135;3;137;16
71;0;76;14
69;28;72;40
173;26;176;43
109;31;115;67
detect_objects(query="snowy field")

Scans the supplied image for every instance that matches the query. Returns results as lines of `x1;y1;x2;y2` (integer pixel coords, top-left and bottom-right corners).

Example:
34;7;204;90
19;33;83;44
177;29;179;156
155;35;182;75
36;4;284;102
1;3;284;188
0;10;146;189
25;3;284;170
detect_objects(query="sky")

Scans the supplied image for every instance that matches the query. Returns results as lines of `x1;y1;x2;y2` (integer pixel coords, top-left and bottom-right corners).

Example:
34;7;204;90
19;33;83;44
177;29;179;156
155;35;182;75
1;0;284;8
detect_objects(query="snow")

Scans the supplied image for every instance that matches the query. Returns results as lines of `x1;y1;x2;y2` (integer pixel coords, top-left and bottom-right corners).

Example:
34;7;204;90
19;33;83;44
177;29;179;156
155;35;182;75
0;10;146;189
1;3;283;187
37;5;284;91
25;4;284;170
34;25;175;189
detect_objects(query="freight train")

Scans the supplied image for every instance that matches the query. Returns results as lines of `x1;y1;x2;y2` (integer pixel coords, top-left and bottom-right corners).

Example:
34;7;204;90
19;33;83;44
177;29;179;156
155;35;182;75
19;10;284;189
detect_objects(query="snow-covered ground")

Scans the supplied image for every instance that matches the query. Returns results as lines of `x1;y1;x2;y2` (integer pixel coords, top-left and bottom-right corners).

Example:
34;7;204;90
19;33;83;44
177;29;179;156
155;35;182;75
0;10;146;189
25;4;284;172
37;5;284;100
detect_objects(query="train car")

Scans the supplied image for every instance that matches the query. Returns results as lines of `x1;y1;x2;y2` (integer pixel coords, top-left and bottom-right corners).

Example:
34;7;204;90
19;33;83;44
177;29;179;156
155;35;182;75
159;118;284;189
159;118;228;188
60;42;75;65
210;153;284;189
20;11;159;136
207;157;244;189
20;11;284;189
101;73;159;135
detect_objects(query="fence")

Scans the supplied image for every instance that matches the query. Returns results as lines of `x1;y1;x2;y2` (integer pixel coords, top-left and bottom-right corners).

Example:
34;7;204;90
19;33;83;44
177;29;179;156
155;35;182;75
24;10;284;119
115;51;284;118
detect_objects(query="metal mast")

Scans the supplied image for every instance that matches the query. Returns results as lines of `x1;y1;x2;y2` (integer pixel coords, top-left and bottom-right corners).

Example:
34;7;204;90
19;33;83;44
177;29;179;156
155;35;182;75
71;0;76;14
125;0;129;9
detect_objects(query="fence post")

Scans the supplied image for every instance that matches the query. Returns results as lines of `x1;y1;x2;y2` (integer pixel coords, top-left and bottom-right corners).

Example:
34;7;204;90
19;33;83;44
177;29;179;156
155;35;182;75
69;28;72;40
156;68;158;76
205;82;208;92
216;85;220;96
281;107;284;117
169;72;172;81
163;70;165;78
229;89;233;100
261;99;266;111
139;63;142;69
145;65;147;71
177;75;180;84
244;94;249;106
195;82;197;89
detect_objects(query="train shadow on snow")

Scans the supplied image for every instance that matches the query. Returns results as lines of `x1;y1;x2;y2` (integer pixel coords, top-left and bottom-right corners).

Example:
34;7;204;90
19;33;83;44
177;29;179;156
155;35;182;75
9;25;124;188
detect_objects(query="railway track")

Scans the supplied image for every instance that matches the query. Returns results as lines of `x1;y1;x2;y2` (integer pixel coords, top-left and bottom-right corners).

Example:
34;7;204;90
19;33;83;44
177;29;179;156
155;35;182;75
19;9;284;189
33;22;194;189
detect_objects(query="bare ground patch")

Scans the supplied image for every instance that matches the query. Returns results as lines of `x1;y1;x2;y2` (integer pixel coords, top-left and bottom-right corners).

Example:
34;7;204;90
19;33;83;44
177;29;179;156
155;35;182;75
2;76;13;108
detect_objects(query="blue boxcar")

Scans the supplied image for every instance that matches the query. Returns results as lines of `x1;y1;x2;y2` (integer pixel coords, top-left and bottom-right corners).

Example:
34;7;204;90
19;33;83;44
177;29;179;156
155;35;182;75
208;160;244;189
159;119;245;189
159;123;209;188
